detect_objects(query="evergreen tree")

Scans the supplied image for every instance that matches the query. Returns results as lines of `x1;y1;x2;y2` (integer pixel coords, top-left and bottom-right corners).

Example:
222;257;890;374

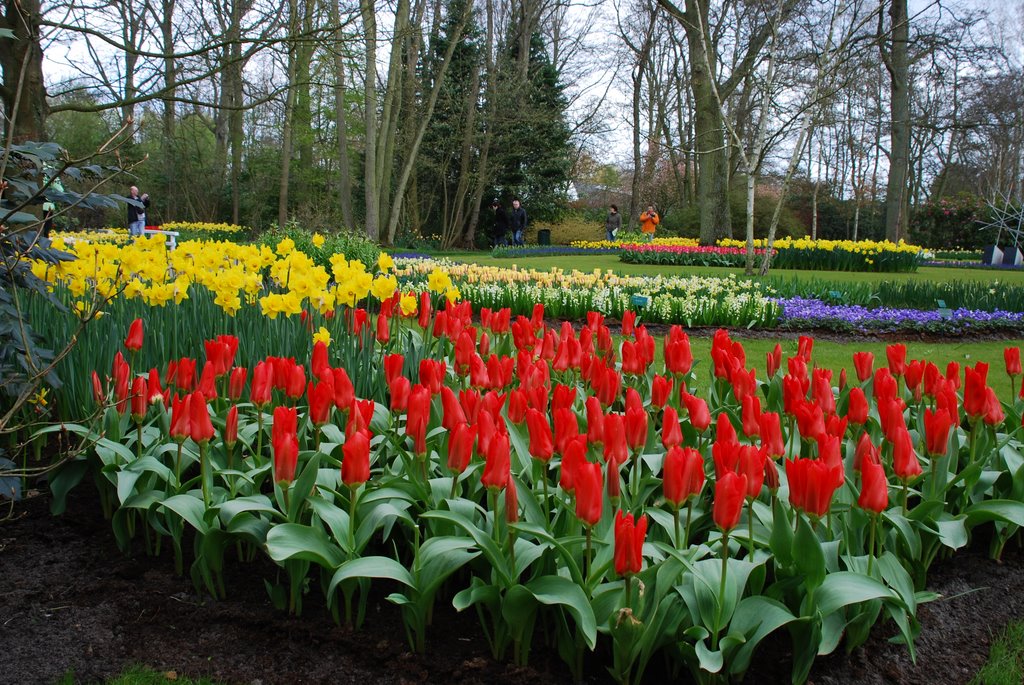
490;31;573;222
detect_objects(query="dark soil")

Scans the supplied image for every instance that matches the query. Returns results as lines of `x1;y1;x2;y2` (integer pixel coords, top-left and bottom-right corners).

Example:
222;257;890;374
2;487;1023;685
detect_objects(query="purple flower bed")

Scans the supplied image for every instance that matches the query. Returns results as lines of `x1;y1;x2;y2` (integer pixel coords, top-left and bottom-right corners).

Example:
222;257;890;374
776;297;1024;333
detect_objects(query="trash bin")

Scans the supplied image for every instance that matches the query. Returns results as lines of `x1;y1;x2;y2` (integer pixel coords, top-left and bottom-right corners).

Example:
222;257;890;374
538;228;551;246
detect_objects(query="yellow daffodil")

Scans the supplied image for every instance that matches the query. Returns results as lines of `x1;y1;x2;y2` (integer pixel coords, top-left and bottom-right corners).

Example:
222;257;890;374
378;252;395;272
312;233;326;248
313;326;332;347
399;293;418;316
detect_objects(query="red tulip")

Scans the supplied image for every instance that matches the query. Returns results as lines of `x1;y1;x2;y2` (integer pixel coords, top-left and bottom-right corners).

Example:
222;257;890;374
664;326;693;376
273;437;299;484
1006;347;1022;377
224;405;239;448
559;436;587;492
388;375;410;412
651;374;673;409
481;431;510;491
250;362;272;407
741;395;761;438
891;427;922;481
507;389;528;424
170;394;191;442
759;412;785;458
124;318;144;352
440;387;467;432
737;445;766;498
576;398;600;448
715;412;737;446
713;471;748;532
786;457;839;518
624;404;648;452
226;367;247;401
964;363;989;419
188;392;215;444
284;364;305;400
113;353;130;413
311;340;331;380
308;380;334;426
332;367;355;410
924;408;953;456
621;310;636;338
147;368;164;404
554;407;579;455
196;361;218;401
575;461;604;526
817;433;845;488
661;406;684;449
526;408;555;462
766;343;782;378
905;358;929;401
982;387;1005;426
613;510;647;576
795;400;825;441
663;446;704;507
846;387;869;425
854;432;880;472
603;413;628;466
946;361;961;390
858;455;888;514
852;351;874;383
681;392;710;433
406;384;431;455
130;376;147;421
812;369;835;416
342;429;371;486
448;422;476;474
91;371;105;406
886;343;906;377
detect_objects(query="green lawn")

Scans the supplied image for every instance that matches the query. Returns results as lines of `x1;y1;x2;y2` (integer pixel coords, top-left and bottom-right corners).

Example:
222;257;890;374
436;251;1024;285
971;621;1024;685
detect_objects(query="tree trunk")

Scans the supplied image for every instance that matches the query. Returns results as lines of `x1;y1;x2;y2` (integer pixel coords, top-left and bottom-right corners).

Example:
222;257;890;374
1;0;48;143
882;0;910;242
329;0;355;229
278;0;300;227
159;0;177;218
360;0;379;240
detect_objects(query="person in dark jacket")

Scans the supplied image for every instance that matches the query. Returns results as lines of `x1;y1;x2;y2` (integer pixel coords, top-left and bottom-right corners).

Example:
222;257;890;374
490;199;509;247
605;204;621;241
509;198;527;246
127;185;150;237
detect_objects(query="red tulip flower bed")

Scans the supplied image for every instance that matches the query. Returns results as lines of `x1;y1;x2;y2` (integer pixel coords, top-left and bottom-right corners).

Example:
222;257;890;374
54;304;1024;684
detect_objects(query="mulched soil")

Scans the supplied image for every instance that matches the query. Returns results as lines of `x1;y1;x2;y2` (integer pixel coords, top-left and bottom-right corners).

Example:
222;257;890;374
2;487;1023;685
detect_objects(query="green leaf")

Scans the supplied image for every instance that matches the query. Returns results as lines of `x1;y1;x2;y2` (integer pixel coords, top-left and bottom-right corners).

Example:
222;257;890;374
816;572;898;616
328;556;414;598
421;509;513;587
727;595;797;675
218;494;280;526
265;522;344;568
794;516;826;589
965;500;1024;528
769;498;794;566
525;575;598;649
160;494;211;534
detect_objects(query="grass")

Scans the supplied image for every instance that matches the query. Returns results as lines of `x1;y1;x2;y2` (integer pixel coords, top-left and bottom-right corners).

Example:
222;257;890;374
435;251;1024;285
971;621;1024;685
56;666;219;685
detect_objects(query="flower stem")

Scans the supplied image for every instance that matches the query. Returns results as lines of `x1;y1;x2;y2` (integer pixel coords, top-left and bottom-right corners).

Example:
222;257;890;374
713;532;729;651
684;500;694;548
867;514;877;576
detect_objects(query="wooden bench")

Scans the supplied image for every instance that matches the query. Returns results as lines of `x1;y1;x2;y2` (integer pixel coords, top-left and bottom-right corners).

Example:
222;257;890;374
142;228;181;250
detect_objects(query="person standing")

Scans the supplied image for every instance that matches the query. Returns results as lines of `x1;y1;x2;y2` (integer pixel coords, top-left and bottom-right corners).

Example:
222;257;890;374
638;205;659;241
127;185;150;237
490;199;510;247
509;198;527;246
605;204;621;241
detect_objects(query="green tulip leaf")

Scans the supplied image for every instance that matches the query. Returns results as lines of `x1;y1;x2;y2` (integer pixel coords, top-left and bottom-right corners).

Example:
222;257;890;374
265;522;344;568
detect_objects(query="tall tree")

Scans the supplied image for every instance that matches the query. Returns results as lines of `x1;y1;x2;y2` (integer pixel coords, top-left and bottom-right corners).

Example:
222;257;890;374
879;0;910;241
1;0;48;143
